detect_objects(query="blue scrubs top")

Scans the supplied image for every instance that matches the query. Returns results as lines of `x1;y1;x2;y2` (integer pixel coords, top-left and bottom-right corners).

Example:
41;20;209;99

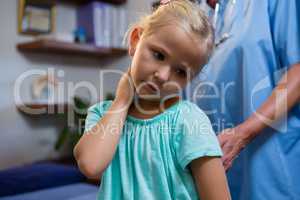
187;0;300;199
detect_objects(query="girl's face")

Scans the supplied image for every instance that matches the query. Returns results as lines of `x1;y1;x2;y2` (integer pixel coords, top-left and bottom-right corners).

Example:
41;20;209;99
128;24;204;101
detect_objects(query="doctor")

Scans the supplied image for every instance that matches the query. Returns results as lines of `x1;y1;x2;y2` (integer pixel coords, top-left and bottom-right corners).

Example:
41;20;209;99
187;0;300;199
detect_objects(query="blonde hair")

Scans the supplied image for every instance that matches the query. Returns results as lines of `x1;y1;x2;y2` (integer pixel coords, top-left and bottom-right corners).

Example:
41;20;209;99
125;0;214;66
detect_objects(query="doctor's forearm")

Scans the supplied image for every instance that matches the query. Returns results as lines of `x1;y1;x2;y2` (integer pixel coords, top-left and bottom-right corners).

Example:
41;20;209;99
242;63;300;139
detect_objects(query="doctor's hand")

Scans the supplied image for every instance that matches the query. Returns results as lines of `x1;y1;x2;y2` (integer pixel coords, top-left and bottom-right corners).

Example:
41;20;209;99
217;125;252;171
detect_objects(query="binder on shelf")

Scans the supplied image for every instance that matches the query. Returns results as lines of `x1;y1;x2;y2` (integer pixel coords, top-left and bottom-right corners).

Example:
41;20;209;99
77;2;129;48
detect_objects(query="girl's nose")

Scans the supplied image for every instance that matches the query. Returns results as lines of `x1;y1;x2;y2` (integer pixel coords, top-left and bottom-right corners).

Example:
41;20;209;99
154;66;171;84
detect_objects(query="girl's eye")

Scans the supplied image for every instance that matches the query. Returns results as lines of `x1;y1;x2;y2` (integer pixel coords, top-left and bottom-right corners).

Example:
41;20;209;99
153;51;165;61
175;68;187;77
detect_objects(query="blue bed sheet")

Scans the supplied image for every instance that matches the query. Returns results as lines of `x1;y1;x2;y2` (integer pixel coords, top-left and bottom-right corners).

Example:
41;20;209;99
0;163;86;197
0;183;98;200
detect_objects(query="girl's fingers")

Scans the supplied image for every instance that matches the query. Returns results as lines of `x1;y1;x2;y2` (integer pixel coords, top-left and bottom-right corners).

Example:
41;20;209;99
127;66;131;75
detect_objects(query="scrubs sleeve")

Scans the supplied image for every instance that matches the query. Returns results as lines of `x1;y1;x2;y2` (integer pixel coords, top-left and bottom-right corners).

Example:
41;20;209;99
269;0;300;68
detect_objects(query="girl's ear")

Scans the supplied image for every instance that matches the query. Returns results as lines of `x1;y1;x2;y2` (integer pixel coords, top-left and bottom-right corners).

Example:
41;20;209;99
128;27;143;57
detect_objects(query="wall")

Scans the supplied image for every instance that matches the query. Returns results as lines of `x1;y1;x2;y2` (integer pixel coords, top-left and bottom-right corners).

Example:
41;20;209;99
0;0;151;170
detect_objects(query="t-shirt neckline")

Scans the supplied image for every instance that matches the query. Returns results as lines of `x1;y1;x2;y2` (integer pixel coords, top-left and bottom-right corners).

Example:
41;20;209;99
126;100;183;125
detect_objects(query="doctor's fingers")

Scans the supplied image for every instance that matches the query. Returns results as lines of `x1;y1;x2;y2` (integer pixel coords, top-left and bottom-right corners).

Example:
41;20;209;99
217;134;227;148
222;146;241;170
222;151;236;171
217;129;233;147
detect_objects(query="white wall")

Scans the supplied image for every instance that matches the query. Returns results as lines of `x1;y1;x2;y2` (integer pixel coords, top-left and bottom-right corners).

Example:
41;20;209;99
0;0;151;170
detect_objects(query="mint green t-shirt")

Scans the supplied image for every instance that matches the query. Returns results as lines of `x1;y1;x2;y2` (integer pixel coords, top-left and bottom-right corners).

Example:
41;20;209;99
84;100;222;200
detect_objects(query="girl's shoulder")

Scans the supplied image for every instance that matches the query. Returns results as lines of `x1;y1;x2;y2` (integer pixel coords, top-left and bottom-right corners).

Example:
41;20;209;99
177;100;208;118
176;100;213;129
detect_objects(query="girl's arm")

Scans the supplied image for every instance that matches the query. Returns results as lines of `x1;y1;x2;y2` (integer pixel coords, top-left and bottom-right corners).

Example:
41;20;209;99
73;69;134;179
190;157;231;200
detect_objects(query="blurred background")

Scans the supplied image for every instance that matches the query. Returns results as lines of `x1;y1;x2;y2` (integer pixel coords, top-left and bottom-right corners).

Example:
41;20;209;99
0;1;160;198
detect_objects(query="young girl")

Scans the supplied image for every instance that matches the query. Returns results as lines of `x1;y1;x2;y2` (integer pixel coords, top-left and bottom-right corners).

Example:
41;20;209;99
74;0;231;199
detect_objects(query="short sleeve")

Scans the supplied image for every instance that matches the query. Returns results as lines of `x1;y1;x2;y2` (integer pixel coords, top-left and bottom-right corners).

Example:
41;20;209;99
269;0;300;68
173;103;223;171
84;101;112;132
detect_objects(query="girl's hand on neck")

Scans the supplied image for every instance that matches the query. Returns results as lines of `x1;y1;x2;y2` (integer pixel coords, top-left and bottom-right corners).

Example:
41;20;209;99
114;67;135;109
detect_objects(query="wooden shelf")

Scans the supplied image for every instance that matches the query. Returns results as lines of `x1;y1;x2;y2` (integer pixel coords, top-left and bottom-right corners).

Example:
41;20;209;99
17;39;128;58
16;103;70;115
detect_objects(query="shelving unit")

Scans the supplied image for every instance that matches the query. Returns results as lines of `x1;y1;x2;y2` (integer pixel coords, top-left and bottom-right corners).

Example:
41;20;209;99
17;0;128;58
17;39;128;58
59;0;127;5
16;102;70;115
16;0;127;114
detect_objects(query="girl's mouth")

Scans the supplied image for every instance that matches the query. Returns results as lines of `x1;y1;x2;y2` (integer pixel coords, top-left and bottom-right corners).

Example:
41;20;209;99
145;82;159;93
